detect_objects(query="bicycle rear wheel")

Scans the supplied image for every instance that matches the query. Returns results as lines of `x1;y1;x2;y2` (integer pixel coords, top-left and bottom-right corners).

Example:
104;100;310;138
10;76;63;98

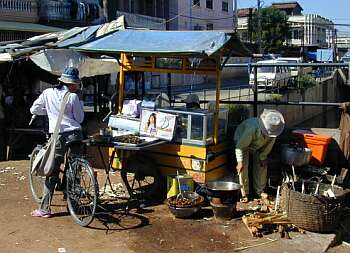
121;155;161;201
66;158;98;227
28;146;45;203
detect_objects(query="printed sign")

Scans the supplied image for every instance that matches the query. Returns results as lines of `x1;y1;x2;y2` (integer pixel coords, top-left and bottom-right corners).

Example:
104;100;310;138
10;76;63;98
140;110;176;141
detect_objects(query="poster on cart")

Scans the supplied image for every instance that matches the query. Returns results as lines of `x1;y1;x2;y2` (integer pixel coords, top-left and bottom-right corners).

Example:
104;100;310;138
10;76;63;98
140;110;176;141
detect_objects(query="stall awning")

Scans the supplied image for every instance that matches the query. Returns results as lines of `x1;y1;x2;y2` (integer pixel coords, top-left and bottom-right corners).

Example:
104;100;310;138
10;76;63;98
72;30;251;57
30;49;119;78
0;21;64;33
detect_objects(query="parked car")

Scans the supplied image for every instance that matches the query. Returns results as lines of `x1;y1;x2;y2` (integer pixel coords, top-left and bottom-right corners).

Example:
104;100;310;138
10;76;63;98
249;60;292;89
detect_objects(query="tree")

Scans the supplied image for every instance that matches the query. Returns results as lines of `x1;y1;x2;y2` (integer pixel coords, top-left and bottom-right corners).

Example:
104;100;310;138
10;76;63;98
250;7;290;53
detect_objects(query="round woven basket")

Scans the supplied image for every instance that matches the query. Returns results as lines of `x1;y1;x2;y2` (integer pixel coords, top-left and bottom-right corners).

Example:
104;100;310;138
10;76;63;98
280;181;345;233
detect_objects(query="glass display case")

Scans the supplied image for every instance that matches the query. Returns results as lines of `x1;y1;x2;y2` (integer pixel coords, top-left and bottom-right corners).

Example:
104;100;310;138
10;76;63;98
157;107;228;146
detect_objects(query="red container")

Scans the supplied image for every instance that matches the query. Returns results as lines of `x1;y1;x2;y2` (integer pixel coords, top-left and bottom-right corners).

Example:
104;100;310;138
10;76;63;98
292;130;332;165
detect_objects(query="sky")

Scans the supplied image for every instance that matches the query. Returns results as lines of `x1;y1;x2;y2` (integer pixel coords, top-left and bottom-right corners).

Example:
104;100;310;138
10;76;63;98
237;0;350;36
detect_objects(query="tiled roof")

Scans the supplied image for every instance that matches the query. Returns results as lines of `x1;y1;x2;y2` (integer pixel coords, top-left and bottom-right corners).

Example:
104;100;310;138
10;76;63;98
237;8;256;17
272;2;303;11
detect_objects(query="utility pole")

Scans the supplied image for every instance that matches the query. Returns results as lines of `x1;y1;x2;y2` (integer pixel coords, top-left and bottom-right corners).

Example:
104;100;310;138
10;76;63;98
189;0;193;30
334;28;338;62
233;0;238;31
102;0;108;21
257;0;262;54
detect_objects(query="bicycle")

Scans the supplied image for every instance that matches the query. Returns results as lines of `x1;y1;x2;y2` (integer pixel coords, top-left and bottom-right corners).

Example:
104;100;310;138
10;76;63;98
29;133;98;227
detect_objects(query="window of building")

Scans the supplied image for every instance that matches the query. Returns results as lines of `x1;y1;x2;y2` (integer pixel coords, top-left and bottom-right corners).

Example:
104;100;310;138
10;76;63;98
207;23;213;30
194;24;203;30
193;0;200;7
292;29;302;40
206;0;213;9
222;1;228;12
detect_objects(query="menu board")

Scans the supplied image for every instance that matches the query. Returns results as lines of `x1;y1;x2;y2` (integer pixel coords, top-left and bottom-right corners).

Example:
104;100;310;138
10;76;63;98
140;110;176;141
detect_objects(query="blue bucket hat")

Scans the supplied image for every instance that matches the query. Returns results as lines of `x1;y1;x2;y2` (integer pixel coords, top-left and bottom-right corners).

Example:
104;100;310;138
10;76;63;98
58;67;81;85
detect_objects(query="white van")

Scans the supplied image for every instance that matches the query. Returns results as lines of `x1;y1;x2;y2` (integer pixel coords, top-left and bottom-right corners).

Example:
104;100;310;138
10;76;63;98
249;60;291;89
277;57;301;77
277;57;312;77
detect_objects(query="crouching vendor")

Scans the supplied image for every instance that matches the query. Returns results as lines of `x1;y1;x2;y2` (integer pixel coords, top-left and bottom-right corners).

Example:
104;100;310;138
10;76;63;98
234;109;285;202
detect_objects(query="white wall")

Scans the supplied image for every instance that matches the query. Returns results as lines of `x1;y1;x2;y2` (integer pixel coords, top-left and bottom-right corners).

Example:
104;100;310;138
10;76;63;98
289;14;334;48
170;0;234;30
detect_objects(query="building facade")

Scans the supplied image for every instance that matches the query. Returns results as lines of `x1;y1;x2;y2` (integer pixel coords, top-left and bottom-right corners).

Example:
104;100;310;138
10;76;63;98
169;0;235;31
337;37;350;50
237;2;335;49
236;8;254;42
39;0;103;28
0;0;67;41
288;14;335;48
105;0;169;30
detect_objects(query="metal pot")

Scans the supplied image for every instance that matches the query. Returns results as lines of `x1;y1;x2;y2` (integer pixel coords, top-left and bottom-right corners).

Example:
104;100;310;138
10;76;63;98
167;193;204;218
281;144;312;167
206;181;241;191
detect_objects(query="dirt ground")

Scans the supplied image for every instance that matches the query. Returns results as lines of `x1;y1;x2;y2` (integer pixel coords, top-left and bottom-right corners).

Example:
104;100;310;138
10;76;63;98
0;160;349;253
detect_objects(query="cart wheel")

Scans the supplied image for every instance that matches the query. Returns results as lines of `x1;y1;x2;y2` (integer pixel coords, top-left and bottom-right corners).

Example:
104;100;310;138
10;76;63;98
121;155;161;201
28;146;46;203
66;158;98;227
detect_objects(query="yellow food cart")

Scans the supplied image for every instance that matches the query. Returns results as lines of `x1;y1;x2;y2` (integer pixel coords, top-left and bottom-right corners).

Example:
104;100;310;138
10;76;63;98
74;29;250;198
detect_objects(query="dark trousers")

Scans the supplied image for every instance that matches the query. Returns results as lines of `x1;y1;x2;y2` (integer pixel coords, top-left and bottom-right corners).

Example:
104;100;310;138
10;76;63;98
39;130;83;213
0;119;5;161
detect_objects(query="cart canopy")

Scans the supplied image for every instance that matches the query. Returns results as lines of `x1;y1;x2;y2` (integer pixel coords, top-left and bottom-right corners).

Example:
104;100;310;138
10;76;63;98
72;30;250;57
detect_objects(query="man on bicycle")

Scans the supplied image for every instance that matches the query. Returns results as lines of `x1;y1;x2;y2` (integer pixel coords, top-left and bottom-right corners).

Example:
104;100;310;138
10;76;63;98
30;67;84;218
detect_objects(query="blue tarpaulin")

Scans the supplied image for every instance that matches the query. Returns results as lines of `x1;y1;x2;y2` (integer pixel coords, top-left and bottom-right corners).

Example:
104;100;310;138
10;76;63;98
72;30;249;57
341;50;350;63
306;51;317;61
317;49;334;62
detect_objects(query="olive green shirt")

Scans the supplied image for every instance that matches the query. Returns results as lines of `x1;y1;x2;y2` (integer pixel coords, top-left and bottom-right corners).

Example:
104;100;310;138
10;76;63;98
234;118;275;162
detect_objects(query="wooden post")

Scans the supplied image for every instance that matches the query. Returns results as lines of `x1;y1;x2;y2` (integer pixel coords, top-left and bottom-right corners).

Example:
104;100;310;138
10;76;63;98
118;53;126;113
253;66;258;117
214;59;221;144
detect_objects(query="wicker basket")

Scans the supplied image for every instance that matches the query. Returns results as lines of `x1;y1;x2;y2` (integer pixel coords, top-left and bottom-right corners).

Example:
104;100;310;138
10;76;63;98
280;181;345;233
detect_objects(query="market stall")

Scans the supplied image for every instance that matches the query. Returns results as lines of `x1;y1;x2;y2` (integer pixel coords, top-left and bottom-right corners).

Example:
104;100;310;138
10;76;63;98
71;30;250;201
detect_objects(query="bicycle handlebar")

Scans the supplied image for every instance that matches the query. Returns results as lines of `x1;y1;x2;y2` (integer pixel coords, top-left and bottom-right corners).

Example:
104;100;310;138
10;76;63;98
29;115;37;126
102;111;113;123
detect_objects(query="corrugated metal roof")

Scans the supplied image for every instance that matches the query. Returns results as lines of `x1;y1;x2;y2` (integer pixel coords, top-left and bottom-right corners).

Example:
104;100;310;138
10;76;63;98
72;30;250;57
0;20;64;33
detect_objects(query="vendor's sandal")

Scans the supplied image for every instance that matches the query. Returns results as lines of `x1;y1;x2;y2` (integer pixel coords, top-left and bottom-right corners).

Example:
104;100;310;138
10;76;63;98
260;192;269;200
31;209;52;218
240;196;249;203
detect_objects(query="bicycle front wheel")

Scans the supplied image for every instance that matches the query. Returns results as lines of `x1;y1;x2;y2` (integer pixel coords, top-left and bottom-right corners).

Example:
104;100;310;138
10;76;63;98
28;146;46;203
66;158;98;227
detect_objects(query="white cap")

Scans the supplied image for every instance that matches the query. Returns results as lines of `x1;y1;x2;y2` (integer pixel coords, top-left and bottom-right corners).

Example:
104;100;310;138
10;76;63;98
259;109;285;137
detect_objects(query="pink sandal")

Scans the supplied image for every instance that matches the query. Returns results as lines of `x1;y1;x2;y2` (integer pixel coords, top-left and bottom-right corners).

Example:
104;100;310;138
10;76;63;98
31;209;52;218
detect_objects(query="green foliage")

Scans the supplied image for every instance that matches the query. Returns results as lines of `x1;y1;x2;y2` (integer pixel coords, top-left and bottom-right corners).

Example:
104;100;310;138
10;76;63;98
298;74;316;90
267;93;283;102
250;7;290;53
225;104;250;126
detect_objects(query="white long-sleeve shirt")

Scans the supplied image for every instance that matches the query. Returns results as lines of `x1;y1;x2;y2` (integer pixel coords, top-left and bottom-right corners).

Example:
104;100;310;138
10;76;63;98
30;86;84;133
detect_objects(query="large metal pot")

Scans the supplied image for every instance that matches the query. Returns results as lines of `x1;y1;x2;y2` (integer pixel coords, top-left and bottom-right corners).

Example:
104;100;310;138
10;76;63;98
206;181;241;204
281;144;312;167
206;181;241;191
